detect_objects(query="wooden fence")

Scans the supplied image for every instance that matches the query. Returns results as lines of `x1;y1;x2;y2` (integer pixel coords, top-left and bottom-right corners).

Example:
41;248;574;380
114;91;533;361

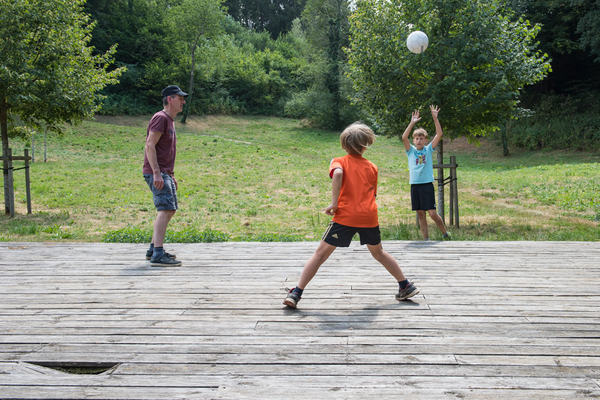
1;148;32;217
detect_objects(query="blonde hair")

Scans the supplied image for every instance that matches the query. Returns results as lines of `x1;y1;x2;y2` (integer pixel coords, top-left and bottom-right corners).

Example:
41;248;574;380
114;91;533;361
340;122;375;154
413;128;428;138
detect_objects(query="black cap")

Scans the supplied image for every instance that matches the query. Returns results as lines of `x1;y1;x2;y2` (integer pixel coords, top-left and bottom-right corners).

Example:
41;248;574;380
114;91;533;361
162;85;188;97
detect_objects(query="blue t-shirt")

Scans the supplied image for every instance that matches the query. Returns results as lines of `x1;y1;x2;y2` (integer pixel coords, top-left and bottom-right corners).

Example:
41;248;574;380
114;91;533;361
406;143;435;184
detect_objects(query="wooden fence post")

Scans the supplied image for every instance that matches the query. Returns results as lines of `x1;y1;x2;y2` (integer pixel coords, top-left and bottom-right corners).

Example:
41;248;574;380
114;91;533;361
1;149;33;217
2;148;8;215
431;157;460;229
7;148;14;217
451;156;459;228
437;142;445;224
449;159;454;227
414;156;460;230
24;149;31;214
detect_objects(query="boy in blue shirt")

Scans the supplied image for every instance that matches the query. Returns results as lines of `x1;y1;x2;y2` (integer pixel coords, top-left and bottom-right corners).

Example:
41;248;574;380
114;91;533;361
402;106;450;241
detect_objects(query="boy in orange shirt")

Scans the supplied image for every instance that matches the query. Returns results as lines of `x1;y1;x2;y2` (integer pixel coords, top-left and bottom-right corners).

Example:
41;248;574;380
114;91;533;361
284;122;419;308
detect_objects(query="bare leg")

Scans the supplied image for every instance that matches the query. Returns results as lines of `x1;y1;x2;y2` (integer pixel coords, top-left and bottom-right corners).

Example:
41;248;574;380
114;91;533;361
417;210;428;239
428;209;447;235
367;243;406;282
152;210;176;248
297;241;337;289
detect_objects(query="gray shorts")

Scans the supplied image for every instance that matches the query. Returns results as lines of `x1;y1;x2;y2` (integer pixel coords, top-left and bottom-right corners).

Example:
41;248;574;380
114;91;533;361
144;173;178;211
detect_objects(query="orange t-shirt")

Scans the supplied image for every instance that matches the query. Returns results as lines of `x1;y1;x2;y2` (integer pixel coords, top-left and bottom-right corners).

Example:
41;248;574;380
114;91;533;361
329;154;378;228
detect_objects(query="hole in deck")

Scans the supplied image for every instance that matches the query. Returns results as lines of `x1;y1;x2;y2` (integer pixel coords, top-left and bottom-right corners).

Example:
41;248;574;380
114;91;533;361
27;362;119;375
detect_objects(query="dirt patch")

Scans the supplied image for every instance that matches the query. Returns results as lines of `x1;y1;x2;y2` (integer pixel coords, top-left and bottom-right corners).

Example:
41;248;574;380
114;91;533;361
180;115;254;133
93;114;271;136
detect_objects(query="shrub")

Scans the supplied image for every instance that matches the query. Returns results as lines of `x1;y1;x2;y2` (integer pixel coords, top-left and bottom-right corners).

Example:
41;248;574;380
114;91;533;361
505;93;600;151
234;233;305;242
102;227;230;243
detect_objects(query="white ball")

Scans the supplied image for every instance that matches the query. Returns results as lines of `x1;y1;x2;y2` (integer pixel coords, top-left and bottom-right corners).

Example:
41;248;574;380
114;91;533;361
407;31;429;54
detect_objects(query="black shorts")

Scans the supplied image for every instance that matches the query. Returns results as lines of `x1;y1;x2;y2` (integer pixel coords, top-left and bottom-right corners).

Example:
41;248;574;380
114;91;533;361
411;182;436;211
322;222;381;247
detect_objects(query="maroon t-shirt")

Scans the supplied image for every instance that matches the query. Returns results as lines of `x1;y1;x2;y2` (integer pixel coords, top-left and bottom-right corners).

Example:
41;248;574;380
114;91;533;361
142;111;176;176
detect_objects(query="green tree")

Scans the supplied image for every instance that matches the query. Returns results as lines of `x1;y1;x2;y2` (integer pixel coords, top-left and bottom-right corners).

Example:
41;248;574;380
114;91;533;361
502;0;600;97
302;0;350;52
169;0;226;123
0;0;124;214
348;0;551;148
225;0;306;39
574;0;600;62
289;0;356;129
85;0;175;65
84;0;178;115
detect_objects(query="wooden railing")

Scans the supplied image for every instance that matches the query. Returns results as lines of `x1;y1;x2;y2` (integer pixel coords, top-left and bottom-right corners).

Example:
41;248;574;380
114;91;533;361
415;155;459;228
434;155;459;227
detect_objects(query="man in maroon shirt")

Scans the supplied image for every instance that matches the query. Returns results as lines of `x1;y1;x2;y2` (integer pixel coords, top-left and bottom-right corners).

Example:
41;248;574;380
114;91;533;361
143;85;187;266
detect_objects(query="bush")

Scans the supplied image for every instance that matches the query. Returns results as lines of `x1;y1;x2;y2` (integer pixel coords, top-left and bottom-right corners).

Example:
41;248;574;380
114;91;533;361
506;93;600;151
98;93;158;116
234;233;305;242
102;227;230;243
284;88;335;128
283;62;366;130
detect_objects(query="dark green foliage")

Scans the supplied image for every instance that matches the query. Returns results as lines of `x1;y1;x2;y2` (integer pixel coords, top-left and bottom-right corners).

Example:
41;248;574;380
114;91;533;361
166;228;230;243
90;11;310;116
98;92;159;116
283;63;365;129
574;0;600;62
170;0;227;123
102;227;151;243
511;0;600;95
501;93;600;151
495;0;600;154
234;233;305;242
84;0;175;65
282;0;363;129
102;226;303;243
325;16;342;129
224;0;307;39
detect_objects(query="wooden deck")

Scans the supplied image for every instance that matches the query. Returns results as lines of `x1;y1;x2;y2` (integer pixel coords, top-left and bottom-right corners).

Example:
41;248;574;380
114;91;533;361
1;241;599;399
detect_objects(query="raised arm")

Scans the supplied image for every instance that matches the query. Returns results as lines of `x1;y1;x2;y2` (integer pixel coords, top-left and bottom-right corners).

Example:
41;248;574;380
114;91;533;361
402;110;421;152
429;105;443;150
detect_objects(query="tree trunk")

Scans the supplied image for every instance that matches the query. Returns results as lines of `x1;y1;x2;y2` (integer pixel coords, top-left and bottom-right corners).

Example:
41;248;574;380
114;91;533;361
502;120;510;157
181;42;198;124
437;139;444;224
326;16;341;130
1;98;11;215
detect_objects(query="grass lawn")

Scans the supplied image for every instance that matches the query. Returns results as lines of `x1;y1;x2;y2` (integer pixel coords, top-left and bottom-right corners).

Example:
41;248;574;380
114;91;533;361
1;114;599;242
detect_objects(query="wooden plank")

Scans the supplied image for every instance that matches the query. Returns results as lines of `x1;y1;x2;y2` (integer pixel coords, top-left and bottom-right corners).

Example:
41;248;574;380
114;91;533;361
2;373;599;390
1;241;600;399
